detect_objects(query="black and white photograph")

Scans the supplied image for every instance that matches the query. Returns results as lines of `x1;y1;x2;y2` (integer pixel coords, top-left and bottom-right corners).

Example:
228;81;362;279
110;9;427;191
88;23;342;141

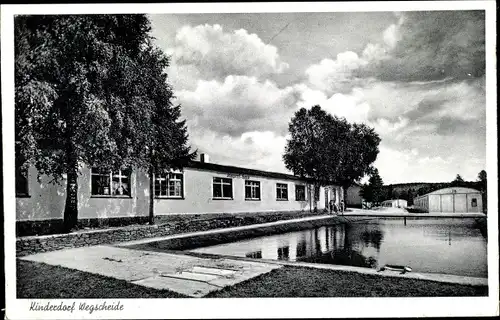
2;1;498;319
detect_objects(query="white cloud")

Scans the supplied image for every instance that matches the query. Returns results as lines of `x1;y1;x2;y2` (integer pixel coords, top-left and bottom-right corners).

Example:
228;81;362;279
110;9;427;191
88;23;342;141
171;24;289;80
374;146;455;184
303;20;401;95
383;24;399;48
382;14;404;49
190;129;290;174
294;84;371;123
176;75;299;136
371;117;409;136
321;93;371;124
361;43;389;62
162;15;485;185
304;52;368;94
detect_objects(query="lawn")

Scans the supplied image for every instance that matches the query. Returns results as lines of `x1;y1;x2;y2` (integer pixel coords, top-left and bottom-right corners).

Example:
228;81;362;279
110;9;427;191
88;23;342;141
17;260;487;298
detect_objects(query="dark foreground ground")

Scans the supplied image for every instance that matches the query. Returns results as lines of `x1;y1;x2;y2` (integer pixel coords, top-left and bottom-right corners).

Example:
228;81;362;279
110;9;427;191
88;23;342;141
17;260;487;298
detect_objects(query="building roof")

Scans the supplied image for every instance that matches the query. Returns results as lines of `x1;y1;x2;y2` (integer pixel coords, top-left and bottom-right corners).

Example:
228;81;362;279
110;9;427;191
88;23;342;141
186;160;311;182
415;187;481;199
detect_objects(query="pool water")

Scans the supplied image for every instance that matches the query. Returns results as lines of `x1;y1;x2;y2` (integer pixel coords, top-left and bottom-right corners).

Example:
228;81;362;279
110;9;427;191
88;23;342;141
191;218;488;278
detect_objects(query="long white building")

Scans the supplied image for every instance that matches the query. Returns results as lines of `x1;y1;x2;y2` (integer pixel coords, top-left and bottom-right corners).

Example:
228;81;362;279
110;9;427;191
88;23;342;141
16;154;344;235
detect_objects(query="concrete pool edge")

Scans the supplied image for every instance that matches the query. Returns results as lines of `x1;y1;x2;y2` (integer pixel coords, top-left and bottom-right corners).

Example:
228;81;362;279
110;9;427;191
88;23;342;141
245;258;488;287
115;214;337;247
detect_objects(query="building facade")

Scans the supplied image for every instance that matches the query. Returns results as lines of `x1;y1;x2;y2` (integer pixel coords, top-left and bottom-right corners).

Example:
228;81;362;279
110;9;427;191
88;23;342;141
380;199;408;208
16;155;343;232
413;187;482;213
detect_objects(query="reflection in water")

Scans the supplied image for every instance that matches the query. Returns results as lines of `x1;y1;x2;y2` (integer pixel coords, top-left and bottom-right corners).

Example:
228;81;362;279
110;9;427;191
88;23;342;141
192;218;488;277
361;229;384;252
292;224;380;268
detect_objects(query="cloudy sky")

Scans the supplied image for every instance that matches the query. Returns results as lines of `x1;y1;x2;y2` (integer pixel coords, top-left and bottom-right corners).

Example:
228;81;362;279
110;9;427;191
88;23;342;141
148;10;486;184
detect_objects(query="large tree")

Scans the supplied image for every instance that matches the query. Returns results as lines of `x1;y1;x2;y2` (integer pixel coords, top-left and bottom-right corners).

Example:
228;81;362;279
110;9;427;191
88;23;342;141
360;168;385;206
477;170;487;214
15;14;194;231
407;188;415;206
135;40;196;224
283;105;380;209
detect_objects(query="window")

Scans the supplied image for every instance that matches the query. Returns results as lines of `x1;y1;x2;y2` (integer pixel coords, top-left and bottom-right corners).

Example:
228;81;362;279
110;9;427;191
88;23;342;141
91;168;131;196
276;183;288;200
295;185;306;201
155;172;183;198
245;180;261;200
15;143;29;197
213;177;233;199
471;198;477;207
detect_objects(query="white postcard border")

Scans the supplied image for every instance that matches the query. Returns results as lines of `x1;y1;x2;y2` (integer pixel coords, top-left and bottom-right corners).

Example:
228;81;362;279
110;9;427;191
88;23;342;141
2;1;498;319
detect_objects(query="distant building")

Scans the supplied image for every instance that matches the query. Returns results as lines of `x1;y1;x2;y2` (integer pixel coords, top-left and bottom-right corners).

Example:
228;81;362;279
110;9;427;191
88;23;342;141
381;199;407;208
413;187;482;213
345;183;363;208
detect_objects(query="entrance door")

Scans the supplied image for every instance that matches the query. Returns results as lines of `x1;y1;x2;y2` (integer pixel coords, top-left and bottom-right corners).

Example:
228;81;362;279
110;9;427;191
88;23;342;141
325;188;329;209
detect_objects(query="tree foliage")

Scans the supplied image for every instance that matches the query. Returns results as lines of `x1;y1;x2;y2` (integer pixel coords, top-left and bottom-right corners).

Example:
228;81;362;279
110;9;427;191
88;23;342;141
360;168;385;205
407;188;415;206
283;105;380;189
15;14;194;230
477;170;487;188
450;174;466;187
381;170;487;208
477;170;487;214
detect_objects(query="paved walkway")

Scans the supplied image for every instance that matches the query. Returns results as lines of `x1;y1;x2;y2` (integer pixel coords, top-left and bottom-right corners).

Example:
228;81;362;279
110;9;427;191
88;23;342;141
19;245;282;297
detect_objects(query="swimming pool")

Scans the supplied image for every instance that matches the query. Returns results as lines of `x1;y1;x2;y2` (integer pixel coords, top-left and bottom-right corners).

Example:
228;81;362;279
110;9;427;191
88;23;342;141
190;218;488;278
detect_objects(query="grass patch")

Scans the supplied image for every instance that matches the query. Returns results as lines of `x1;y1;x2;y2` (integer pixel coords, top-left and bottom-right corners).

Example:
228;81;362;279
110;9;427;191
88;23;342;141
208;266;488;298
18;260;487;298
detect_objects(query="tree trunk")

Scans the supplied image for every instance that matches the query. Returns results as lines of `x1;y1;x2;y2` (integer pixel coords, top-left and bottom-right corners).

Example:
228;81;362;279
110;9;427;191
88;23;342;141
309;185;312;213
148;166;155;225
313;183;318;212
63;165;78;232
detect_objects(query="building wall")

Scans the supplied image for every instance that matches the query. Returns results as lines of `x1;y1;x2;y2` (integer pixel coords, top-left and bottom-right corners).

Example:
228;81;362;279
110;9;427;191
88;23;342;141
17;165;342;222
414;195;429;212
469;194;482;213
16;164;148;222
382;199;408;208
413;188;483;213
16;166;67;221
154;167;341;215
428;194;441;212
